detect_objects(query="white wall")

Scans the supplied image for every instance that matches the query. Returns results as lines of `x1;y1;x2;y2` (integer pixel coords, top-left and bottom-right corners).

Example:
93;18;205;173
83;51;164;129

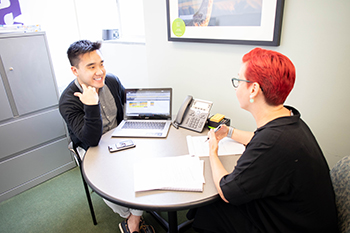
142;1;350;168
101;41;149;87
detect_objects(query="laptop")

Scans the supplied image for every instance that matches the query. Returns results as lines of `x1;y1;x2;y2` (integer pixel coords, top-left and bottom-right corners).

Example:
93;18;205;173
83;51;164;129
111;88;172;138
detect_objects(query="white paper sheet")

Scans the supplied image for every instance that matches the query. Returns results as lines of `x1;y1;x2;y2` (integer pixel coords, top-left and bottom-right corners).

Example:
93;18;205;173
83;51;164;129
187;135;245;157
134;155;205;192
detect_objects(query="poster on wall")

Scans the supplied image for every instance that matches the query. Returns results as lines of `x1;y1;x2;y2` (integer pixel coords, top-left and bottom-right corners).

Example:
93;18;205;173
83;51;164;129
166;0;285;46
0;0;41;33
0;0;22;25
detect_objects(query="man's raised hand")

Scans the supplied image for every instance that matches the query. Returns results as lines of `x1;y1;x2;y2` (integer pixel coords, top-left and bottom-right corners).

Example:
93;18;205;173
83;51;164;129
74;84;99;105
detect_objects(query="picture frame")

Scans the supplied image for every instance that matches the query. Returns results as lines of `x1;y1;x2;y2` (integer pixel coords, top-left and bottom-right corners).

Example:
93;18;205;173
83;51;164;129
166;0;285;46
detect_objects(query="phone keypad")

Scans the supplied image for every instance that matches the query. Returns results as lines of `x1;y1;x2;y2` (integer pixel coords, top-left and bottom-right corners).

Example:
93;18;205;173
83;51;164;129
188;117;200;129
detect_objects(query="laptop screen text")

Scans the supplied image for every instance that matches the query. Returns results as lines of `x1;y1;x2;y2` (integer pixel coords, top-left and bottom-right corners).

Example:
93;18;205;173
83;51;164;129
124;89;171;119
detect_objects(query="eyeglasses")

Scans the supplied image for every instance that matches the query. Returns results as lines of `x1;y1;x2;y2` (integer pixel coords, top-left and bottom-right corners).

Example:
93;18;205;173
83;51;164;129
231;78;252;88
231;77;264;92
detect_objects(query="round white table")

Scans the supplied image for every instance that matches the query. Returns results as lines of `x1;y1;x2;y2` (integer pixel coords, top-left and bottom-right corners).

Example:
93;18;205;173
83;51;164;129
82;126;239;233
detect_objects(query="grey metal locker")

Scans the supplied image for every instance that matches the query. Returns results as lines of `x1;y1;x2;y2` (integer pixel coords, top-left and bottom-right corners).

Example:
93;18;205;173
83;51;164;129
0;32;75;203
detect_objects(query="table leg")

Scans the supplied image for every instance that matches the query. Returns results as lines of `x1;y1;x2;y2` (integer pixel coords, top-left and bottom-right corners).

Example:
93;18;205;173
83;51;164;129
167;211;178;233
148;210;194;233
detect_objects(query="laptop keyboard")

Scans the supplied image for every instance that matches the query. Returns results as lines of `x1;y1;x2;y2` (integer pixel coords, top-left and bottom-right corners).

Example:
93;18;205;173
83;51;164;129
122;121;166;130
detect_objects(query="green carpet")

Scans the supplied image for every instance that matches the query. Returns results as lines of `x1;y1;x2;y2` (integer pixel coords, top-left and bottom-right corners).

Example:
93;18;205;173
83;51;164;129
0;167;197;233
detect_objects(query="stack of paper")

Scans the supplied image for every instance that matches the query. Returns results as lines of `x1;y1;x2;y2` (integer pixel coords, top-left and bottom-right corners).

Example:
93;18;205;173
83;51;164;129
186;135;245;157
134;156;205;192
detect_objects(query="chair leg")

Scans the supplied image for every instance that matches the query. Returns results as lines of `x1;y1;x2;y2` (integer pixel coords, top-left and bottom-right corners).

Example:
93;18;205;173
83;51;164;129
80;169;97;225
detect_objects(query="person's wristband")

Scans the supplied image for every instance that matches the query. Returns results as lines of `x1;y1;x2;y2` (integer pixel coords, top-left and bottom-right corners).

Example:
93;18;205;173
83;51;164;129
227;126;234;138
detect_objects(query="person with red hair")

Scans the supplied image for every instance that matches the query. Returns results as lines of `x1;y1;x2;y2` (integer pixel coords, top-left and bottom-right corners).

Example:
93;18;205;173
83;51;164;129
188;48;339;233
242;47;296;106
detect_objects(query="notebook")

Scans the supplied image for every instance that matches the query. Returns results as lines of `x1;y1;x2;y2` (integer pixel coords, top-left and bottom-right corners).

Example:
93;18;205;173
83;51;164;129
111;88;172;138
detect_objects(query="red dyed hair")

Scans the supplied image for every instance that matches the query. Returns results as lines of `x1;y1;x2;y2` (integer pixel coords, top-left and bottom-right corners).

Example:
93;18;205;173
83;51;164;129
242;48;296;106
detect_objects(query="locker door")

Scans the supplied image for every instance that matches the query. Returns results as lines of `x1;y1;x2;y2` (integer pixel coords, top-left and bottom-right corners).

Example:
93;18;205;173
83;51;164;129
0;34;58;115
0;74;13;121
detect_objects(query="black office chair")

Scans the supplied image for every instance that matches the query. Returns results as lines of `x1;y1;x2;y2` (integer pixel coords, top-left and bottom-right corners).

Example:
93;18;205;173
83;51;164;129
68;141;97;225
330;156;350;233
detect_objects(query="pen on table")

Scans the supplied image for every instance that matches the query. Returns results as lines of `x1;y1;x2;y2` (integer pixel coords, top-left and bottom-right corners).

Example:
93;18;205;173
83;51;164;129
205;124;223;142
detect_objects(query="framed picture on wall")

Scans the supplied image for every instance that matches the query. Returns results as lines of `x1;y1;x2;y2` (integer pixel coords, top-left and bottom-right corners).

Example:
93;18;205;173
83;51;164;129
166;0;285;46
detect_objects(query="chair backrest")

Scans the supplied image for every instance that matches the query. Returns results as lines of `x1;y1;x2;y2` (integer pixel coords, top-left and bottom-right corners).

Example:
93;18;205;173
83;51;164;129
68;141;82;167
330;156;350;233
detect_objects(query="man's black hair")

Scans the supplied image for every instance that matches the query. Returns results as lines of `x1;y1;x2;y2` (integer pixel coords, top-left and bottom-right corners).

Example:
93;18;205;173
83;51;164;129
67;40;102;67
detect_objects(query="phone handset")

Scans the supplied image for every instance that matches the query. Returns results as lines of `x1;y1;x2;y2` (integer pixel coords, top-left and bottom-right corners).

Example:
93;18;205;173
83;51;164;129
173;95;193;129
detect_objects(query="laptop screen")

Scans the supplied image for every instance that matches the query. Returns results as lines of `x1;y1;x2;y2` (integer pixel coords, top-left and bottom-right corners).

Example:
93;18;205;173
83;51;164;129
124;88;172;119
